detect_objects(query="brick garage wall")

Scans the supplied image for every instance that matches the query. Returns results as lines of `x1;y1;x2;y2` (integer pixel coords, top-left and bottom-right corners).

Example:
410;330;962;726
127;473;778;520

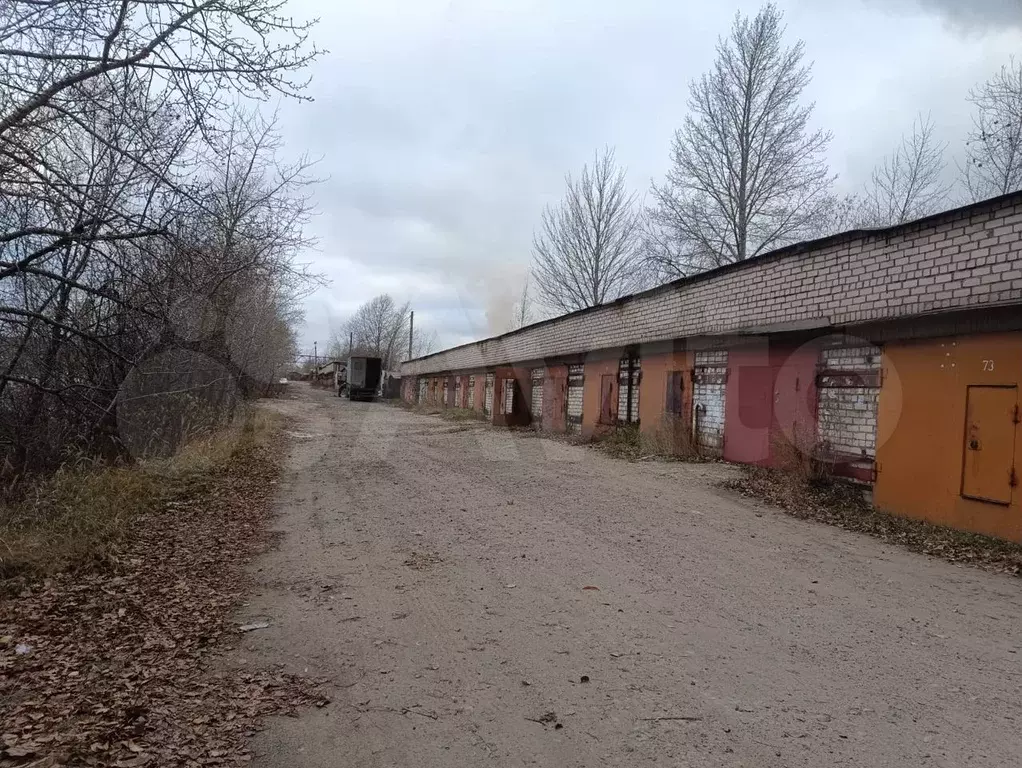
616;357;640;424
692;351;728;453
817;346;882;459
402;194;1022;377
530;367;545;423
566;365;584;433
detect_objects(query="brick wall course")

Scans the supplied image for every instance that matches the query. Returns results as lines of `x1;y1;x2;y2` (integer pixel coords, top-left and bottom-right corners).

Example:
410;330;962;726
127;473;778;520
403;194;1022;377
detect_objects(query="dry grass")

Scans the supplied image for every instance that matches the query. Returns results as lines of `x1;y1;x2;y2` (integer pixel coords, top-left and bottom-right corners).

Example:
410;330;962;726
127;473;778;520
396;401;487;422
0;405;282;581
0;404;322;766
724;466;1022;577
591;418;707;462
439;407;486;422
640;415;700;459
590;424;643;460
769;423;828;486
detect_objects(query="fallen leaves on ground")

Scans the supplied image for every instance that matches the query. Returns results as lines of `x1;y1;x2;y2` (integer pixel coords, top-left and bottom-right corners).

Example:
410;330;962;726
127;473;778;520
0;428;323;767
724;467;1022;577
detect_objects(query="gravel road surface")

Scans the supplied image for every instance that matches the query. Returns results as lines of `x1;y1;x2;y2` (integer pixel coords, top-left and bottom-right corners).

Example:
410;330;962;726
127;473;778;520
237;385;1022;767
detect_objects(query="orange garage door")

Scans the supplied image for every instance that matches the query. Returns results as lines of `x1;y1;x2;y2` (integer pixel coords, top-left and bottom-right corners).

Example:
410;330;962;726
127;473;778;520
961;385;1018;505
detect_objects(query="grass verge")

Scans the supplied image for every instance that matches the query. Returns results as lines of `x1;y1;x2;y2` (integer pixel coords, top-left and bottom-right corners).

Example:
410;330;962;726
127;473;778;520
723;466;1022;577
1;403;323;766
0;404;278;581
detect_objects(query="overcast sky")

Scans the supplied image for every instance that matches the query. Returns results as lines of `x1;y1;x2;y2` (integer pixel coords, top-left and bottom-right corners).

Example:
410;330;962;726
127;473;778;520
277;0;1022;357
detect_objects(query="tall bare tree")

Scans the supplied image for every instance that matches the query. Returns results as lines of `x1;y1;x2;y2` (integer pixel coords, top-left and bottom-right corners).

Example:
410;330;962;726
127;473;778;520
509;274;534;330
860;114;950;226
532;147;642;314
964;59;1022;201
646;4;834;278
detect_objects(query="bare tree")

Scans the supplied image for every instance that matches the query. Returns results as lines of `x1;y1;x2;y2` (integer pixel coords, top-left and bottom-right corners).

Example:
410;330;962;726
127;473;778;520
860;114;950;226
532;148;643;313
0;2;320;469
509;273;534;330
964;59;1022;201
646;4;834;278
339;294;412;370
411;328;438;358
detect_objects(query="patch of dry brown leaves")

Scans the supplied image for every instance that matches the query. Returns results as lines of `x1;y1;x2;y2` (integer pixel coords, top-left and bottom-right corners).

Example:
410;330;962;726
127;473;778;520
725;467;1022;577
0;434;323;767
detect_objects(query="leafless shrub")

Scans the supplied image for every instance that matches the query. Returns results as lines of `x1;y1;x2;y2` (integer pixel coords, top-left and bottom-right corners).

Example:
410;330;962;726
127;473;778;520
640;415;699;459
590;424;643;460
770;422;828;494
0;2;321;473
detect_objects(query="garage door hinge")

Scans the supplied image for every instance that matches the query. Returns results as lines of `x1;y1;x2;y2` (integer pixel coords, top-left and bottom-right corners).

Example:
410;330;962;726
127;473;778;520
1013;404;1020;425
1010;467;1019;488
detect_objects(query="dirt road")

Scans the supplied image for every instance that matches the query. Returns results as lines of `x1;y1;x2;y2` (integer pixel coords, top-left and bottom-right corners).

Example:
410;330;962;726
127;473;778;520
238;385;1022;767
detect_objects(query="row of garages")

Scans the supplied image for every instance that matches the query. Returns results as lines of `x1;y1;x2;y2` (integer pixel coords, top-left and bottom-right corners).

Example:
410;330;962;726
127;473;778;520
404;329;1022;542
401;193;1022;543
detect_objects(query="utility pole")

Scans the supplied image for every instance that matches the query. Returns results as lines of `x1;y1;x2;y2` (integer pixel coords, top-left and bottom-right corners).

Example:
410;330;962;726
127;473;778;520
313;341;318;373
408;310;414;360
348;331;353;357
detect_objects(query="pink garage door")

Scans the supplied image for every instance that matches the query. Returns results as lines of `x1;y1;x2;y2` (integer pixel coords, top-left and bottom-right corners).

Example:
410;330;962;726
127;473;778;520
724;343;819;467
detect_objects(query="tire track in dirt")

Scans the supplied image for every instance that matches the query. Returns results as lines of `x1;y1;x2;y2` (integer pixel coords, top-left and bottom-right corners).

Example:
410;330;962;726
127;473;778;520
240;386;1022;767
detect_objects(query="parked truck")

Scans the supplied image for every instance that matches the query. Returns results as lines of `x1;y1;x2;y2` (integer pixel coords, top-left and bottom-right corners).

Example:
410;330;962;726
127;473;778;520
346;356;383;401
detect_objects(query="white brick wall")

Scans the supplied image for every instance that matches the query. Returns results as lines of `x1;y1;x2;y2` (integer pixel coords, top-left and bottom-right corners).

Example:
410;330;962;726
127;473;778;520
617;359;641;423
693;351;728;453
567;365;583;433
817;345;882;459
402;195;1022;376
502;377;514;414
531;368;544;420
484;374;494;416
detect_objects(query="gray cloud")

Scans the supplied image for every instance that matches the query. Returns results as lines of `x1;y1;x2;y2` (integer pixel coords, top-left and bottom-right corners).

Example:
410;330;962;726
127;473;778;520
916;0;1022;29
862;0;1022;30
